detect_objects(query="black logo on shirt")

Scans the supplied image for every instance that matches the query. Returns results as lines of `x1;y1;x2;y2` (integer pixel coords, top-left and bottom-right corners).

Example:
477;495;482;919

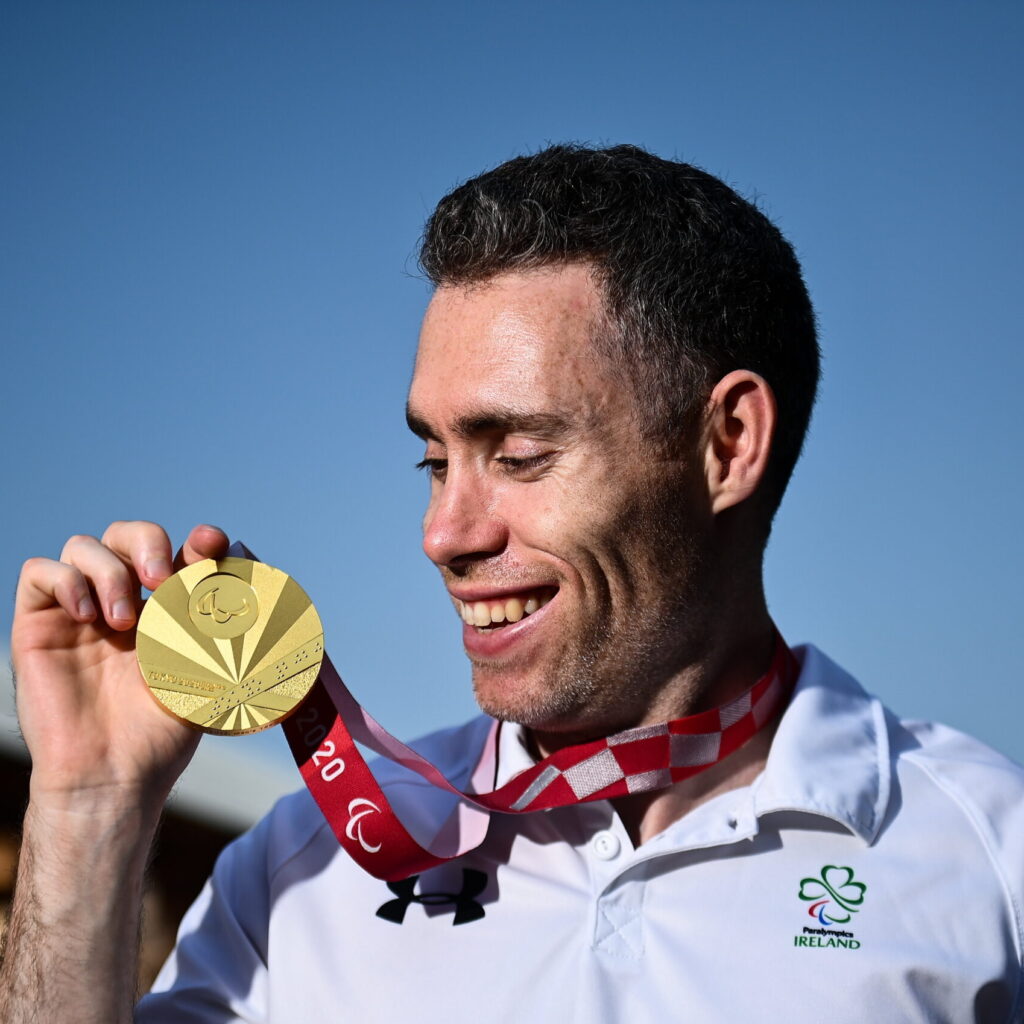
376;869;488;925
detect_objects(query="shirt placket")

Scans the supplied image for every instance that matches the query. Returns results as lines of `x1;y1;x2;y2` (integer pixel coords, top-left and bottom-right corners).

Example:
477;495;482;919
578;805;647;963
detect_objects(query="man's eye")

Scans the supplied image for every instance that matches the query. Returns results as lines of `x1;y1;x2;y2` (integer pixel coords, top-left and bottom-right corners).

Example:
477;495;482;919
495;453;551;476
414;458;448;482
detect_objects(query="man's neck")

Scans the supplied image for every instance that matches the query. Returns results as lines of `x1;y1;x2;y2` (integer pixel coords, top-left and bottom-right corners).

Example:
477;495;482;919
617;614;780;846
530;608;780;848
612;719;778;847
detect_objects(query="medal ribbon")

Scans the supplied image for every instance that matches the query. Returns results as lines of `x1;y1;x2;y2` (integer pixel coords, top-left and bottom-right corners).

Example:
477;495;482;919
281;635;798;881
228;539;798;881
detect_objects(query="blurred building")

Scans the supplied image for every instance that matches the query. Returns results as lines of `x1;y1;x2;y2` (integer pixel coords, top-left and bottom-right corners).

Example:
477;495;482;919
0;664;299;991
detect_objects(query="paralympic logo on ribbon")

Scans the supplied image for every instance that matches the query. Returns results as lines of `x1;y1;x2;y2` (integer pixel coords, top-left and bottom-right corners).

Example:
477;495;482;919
345;798;383;854
798;865;867;926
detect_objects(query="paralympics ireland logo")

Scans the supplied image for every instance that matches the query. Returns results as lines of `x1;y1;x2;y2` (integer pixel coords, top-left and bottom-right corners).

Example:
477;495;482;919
798;865;867;925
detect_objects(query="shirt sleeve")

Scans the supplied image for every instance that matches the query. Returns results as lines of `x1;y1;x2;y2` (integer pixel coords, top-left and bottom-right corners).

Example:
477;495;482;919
135;818;272;1024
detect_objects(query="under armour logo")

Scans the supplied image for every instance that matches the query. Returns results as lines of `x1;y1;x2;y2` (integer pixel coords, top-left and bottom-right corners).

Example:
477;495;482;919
376;869;488;926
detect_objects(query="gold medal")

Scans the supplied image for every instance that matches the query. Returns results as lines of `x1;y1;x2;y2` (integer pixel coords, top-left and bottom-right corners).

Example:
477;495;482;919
136;557;324;735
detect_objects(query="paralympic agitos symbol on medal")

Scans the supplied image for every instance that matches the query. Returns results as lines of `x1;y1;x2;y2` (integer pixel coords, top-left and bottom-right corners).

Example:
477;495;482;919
195;587;252;625
137;557;324;735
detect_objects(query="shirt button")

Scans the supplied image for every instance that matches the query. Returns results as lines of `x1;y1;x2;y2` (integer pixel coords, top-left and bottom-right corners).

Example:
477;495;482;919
592;831;621;860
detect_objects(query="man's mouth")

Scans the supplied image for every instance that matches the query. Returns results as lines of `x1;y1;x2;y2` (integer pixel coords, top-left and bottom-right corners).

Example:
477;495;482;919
452;587;557;630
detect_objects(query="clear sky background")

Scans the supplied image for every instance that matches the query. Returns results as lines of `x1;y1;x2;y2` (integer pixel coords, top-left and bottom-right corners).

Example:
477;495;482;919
3;1;1022;775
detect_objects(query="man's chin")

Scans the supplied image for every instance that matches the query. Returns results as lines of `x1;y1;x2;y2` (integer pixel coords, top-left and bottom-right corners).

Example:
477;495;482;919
470;667;593;731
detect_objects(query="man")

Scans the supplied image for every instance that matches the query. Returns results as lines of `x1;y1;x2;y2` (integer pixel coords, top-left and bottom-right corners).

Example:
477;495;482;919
3;145;1023;1022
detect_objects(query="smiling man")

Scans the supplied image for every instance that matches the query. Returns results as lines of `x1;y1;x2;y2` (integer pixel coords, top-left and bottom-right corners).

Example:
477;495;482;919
409;267;712;736
4;146;1024;1023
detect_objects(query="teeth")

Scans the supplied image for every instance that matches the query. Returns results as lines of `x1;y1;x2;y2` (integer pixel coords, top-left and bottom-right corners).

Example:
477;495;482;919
456;590;552;628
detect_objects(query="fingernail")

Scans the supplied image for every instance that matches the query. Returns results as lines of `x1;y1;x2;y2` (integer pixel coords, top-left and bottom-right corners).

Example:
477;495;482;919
112;598;133;622
144;557;171;581
77;595;96;619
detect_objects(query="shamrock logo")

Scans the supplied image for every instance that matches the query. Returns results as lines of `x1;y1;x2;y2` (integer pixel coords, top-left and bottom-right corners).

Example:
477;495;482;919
798;865;867;925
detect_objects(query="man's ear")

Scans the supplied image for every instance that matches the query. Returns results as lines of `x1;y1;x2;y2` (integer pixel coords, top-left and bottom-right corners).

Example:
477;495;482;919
703;370;777;515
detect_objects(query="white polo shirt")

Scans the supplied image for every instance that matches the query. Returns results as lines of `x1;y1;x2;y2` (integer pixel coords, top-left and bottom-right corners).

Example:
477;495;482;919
137;646;1024;1022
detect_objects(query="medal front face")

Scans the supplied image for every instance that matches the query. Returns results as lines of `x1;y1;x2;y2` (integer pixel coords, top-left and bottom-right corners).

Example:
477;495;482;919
137;557;324;735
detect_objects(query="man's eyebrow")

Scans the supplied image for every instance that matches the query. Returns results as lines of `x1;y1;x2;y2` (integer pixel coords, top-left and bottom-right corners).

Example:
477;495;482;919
405;405;572;441
405;406;437;441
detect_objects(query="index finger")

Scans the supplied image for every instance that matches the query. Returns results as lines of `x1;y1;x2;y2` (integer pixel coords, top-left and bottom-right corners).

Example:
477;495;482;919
98;520;176;592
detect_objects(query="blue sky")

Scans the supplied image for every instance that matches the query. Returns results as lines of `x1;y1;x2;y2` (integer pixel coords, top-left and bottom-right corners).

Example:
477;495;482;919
2;1;1021;769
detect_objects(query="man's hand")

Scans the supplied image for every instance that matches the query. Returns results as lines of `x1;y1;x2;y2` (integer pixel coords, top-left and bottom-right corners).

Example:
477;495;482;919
1;521;230;1024
12;521;229;807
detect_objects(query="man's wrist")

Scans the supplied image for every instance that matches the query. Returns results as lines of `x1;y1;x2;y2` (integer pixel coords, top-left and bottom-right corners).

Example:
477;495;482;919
21;795;160;894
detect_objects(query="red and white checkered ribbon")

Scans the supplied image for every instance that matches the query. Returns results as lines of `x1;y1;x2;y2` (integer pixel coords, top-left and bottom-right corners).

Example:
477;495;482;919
282;636;798;881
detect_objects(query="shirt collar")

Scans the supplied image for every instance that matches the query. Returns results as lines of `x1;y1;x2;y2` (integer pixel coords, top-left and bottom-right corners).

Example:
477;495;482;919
495;716;543;789
492;643;891;845
750;643;890;844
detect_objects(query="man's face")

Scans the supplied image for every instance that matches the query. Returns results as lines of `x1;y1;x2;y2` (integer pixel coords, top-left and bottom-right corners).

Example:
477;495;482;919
407;265;715;740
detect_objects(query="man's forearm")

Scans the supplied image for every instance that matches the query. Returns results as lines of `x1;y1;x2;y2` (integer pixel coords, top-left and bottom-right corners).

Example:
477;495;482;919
0;799;157;1024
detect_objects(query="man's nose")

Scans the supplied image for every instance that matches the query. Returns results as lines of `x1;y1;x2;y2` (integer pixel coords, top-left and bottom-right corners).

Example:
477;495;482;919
422;472;507;568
